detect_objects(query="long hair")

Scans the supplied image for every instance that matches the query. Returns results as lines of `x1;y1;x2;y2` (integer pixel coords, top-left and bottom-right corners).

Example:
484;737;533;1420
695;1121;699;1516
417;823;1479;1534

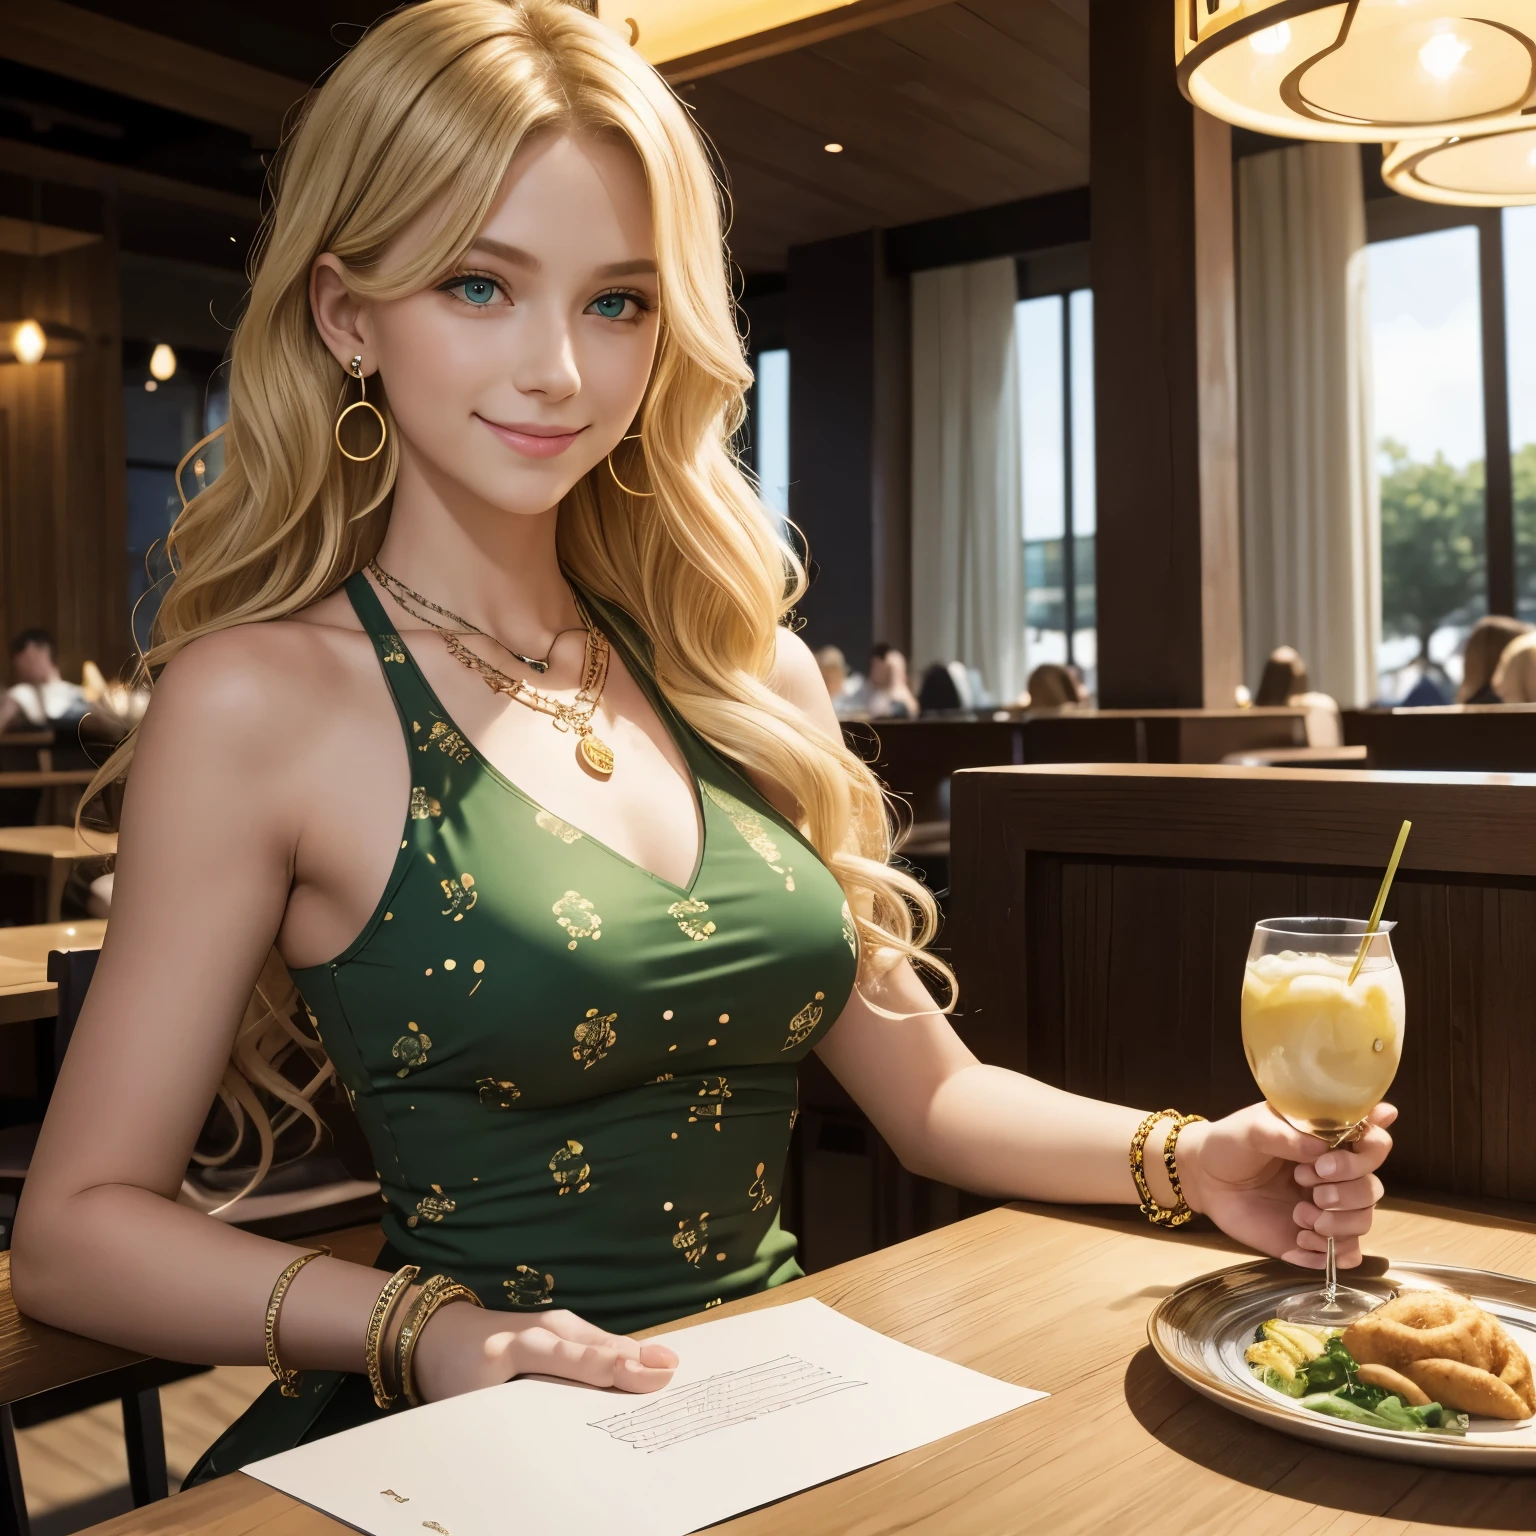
88;0;952;1196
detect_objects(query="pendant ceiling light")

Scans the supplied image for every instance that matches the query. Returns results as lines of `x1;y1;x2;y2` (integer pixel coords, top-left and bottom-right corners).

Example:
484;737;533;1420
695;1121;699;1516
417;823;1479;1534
1382;122;1536;204
1175;1;1536;142
597;0;859;65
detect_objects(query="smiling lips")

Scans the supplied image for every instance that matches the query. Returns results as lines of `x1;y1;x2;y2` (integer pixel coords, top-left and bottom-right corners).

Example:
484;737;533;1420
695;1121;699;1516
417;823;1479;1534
477;415;587;459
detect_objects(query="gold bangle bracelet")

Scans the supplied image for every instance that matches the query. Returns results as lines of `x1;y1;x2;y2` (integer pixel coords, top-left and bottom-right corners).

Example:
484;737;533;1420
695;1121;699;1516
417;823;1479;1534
1162;1112;1207;1225
264;1247;330;1398
365;1264;419;1410
395;1274;484;1409
1129;1110;1205;1229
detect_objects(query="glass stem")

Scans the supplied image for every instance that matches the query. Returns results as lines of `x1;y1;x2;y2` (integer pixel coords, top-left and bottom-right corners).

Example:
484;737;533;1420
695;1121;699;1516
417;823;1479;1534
1323;1235;1339;1306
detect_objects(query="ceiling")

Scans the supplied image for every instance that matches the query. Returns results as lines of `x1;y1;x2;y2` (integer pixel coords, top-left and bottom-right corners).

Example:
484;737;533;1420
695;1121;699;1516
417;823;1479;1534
0;0;1089;276
682;0;1087;271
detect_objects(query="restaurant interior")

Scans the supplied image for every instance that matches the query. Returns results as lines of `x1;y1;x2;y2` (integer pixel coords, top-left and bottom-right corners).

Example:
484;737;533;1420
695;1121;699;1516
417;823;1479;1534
3;0;1536;1531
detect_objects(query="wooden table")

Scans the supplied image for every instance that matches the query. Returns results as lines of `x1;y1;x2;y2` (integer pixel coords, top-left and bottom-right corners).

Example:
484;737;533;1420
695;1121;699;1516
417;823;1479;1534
77;1198;1536;1535
0;826;116;923
0;919;106;1026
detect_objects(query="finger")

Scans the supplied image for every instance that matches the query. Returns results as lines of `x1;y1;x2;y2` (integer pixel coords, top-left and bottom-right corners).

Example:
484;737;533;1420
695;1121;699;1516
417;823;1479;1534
1301;1172;1384;1212
519;1330;678;1392
1281;1246;1328;1269
1313;1205;1376;1239
613;1350;679;1393
1292;1198;1377;1238
1290;1227;1365;1266
1368;1102;1398;1130
1242;1105;1350;1165
1303;1127;1394;1184
539;1311;643;1356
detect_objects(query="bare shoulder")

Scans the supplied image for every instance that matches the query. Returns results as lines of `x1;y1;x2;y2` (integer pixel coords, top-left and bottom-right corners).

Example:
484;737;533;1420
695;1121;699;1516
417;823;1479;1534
769;625;840;736
138;601;375;770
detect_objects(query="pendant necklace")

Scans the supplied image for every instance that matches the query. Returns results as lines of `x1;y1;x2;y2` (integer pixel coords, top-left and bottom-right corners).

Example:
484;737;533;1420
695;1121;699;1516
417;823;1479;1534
368;560;584;673
368;560;616;777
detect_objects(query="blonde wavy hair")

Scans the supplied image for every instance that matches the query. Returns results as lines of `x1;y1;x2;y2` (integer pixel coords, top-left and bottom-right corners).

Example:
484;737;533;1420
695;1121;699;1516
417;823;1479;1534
89;0;952;1197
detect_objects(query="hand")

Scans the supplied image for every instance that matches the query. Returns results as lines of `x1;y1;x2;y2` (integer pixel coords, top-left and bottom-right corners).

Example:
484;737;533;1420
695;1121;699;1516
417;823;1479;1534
1177;1102;1396;1269
409;1301;679;1404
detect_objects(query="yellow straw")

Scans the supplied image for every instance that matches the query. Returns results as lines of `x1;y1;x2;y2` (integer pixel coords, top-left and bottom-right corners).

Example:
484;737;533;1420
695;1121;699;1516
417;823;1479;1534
1347;819;1411;986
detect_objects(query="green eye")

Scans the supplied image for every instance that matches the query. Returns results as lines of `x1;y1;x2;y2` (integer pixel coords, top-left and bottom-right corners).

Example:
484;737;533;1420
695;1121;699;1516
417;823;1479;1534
591;292;632;319
459;278;498;306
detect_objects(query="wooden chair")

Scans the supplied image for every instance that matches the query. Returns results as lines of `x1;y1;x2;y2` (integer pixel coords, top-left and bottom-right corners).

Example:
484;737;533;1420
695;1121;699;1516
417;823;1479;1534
0;951;380;1531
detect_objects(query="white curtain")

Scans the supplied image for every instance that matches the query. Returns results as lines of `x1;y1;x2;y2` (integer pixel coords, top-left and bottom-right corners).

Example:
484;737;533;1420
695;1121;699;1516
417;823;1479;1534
910;257;1024;705
1239;144;1379;707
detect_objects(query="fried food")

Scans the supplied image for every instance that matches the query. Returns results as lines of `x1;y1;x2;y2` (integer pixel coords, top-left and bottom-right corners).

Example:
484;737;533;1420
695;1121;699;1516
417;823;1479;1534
1355;1362;1431;1406
1343;1292;1536;1421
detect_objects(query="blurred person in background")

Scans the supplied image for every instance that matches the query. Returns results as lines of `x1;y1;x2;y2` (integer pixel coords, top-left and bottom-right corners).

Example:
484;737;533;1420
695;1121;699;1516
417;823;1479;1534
814;644;867;718
1255;645;1342;747
1491;631;1536;703
1021;661;1088;709
1458;616;1531;704
0;630;89;734
864;644;919;719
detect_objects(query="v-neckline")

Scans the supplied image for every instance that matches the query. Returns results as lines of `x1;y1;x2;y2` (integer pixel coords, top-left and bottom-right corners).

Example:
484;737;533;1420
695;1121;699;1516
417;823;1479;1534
359;575;709;899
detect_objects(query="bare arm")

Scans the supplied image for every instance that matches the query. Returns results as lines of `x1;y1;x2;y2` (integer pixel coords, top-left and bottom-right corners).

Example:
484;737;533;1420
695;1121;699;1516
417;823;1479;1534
11;629;673;1397
766;628;1395;1269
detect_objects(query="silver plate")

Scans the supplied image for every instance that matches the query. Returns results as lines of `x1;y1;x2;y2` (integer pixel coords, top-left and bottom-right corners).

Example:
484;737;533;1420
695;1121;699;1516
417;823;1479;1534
1147;1259;1536;1470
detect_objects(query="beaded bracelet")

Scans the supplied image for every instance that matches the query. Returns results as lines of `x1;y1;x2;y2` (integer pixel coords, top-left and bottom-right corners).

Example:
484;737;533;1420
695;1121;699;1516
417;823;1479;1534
395;1274;484;1408
1129;1109;1206;1228
264;1247;330;1398
365;1264;419;1410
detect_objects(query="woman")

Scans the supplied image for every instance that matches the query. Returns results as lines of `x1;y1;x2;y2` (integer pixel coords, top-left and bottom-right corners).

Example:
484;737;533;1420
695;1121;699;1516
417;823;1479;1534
1459;615;1531;704
11;0;1392;1476
1022;662;1088;709
1255;645;1342;747
1491;631;1536;703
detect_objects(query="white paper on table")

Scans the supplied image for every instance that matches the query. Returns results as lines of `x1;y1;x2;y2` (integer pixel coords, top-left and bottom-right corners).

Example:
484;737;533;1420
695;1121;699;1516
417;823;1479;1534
245;1297;1047;1536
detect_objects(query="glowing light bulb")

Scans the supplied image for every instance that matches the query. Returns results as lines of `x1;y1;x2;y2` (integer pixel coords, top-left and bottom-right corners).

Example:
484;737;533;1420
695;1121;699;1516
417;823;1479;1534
12;319;45;365
1420;31;1471;80
149;342;177;381
823;142;843;153
1249;21;1291;56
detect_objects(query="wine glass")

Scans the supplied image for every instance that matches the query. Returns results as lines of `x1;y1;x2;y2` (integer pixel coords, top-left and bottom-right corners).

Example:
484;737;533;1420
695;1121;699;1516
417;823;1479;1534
1241;916;1404;1325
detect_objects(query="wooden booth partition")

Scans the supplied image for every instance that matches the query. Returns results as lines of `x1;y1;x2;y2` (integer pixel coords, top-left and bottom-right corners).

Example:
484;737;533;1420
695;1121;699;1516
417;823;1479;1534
1345;706;1536;772
947;764;1536;1208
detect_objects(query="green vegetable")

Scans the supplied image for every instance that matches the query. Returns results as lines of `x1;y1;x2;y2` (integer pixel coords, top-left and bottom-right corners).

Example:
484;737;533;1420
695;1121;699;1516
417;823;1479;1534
1260;1366;1306;1399
1250;1329;1468;1436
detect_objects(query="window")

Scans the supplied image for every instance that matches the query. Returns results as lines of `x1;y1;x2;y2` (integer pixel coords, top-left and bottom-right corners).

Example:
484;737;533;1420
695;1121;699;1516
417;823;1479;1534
1365;196;1536;703
1368;227;1487;700
1505;207;1536;618
1017;289;1096;694
753;347;790;523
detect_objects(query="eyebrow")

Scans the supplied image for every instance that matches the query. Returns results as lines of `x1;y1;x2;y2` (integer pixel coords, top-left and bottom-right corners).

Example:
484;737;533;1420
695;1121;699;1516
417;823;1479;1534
468;238;657;280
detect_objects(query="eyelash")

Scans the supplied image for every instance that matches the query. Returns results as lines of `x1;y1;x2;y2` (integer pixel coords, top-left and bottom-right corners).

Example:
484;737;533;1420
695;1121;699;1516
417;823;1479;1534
436;273;652;321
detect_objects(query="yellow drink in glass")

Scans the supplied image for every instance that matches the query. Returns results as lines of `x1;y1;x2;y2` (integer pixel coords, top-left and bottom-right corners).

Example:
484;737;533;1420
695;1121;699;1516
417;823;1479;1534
1243;916;1402;1325
1242;950;1404;1140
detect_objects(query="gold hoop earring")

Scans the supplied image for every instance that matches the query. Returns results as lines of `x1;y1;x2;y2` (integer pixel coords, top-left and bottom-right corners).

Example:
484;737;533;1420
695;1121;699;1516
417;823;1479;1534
334;355;388;463
606;433;655;498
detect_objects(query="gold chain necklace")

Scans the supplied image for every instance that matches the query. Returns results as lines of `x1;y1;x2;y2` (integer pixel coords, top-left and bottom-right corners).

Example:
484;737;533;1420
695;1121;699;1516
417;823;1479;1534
368;560;585;674
368;562;616;777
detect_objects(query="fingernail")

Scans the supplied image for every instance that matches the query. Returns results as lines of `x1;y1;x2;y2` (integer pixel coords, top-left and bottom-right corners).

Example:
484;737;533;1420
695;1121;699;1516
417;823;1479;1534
1316;1185;1338;1208
1316;1155;1338;1178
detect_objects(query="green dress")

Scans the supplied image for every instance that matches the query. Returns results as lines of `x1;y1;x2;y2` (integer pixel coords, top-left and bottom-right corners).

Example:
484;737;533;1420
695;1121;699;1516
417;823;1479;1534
186;573;858;1481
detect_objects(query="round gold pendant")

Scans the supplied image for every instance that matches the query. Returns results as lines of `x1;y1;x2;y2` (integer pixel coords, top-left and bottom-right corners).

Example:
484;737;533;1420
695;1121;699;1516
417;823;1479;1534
579;733;615;776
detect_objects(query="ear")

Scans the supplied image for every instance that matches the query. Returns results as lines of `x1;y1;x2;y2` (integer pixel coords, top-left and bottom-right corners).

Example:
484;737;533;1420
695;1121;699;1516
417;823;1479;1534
310;254;374;375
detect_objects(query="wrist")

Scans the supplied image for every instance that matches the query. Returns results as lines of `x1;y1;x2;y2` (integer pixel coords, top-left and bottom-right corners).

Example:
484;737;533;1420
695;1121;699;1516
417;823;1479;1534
1174;1118;1211;1215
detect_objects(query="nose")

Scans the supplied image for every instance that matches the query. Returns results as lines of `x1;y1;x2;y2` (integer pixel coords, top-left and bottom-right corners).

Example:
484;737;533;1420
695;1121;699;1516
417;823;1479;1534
512;304;581;402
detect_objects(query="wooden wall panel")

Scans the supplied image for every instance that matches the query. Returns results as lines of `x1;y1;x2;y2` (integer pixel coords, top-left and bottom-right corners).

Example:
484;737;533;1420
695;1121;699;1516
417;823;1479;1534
0;227;127;678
